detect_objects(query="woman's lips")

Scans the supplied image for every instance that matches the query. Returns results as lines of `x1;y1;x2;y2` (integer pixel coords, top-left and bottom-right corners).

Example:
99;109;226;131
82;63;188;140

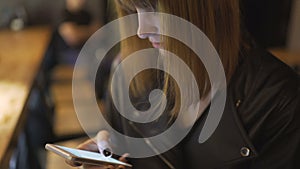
151;42;161;48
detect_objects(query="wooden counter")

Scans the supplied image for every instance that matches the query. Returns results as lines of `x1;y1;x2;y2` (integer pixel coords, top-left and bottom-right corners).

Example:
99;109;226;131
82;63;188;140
0;26;51;168
269;48;300;66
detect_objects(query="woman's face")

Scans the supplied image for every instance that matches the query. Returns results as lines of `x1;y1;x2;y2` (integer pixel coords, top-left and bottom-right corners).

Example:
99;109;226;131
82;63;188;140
136;7;162;48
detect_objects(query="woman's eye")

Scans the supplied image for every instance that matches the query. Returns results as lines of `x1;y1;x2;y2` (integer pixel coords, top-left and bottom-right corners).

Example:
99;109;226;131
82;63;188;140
142;1;150;8
143;7;155;12
136;7;154;13
140;2;155;11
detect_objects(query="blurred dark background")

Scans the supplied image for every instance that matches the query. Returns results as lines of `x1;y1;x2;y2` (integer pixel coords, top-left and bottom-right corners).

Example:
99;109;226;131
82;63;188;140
1;0;298;49
241;0;293;48
0;0;105;28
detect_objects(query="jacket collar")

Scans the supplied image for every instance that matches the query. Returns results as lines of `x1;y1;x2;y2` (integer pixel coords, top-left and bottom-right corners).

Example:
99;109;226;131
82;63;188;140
190;90;258;168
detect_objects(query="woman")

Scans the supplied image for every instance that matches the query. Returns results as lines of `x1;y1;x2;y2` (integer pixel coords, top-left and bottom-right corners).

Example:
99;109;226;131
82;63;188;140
68;0;300;169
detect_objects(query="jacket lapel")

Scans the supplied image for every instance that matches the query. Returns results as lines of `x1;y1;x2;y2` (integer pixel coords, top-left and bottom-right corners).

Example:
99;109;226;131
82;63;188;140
185;91;258;169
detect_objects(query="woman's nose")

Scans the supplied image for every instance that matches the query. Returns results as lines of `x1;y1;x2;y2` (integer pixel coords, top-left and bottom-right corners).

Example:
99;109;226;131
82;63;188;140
137;13;159;39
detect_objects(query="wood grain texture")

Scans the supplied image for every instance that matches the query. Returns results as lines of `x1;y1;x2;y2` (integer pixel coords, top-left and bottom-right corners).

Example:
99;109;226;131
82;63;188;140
0;26;51;166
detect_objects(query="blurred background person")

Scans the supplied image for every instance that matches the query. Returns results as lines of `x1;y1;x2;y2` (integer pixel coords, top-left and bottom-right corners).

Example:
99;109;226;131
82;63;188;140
44;0;101;68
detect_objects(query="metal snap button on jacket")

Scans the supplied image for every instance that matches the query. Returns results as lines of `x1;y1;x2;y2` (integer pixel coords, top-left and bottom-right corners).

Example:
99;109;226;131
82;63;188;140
235;99;242;108
240;147;250;157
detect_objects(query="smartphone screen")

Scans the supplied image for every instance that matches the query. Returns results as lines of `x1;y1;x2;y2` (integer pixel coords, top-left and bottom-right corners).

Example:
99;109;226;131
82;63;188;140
45;144;132;167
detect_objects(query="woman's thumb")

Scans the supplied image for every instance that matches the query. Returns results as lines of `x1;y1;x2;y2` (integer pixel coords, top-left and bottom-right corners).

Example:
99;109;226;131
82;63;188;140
96;130;113;157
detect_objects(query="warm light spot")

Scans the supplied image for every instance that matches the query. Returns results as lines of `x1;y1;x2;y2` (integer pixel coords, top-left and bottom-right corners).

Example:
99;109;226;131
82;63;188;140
0;81;26;126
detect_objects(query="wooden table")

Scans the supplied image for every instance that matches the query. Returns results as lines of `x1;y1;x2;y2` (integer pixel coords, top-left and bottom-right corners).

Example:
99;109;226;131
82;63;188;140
0;26;51;168
269;48;300;66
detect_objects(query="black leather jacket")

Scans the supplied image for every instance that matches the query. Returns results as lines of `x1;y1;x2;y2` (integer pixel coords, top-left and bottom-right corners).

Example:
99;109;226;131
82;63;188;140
106;48;300;169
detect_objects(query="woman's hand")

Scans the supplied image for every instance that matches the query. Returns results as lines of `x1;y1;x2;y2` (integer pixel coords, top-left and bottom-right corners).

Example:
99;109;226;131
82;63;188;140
65;130;129;169
80;154;129;169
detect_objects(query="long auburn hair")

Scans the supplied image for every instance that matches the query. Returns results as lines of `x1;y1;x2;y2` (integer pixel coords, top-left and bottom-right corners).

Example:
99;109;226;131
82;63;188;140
114;0;241;118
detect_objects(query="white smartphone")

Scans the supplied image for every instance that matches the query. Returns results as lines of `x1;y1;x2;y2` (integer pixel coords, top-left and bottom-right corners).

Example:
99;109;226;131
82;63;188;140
45;144;132;168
